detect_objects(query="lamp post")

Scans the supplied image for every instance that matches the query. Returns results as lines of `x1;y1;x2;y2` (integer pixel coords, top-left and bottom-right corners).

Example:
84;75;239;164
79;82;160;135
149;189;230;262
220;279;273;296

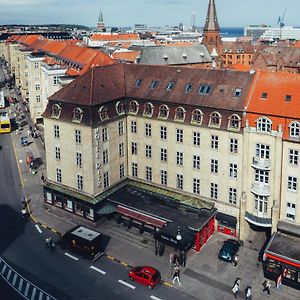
176;226;182;241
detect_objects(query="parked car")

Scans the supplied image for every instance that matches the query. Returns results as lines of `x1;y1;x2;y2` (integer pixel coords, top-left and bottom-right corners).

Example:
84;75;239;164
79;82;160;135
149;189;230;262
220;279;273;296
218;239;240;262
128;266;161;289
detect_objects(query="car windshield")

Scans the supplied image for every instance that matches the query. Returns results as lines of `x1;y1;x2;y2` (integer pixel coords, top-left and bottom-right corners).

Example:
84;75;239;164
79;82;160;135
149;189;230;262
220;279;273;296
152;271;159;281
132;266;143;272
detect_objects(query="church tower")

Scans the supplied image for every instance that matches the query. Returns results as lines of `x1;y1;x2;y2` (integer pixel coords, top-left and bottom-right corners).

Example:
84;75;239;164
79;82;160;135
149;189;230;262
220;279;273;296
201;0;222;55
97;10;106;32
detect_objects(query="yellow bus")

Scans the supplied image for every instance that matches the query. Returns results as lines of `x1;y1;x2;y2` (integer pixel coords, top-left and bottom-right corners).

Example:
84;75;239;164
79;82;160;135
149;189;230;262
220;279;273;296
0;112;11;134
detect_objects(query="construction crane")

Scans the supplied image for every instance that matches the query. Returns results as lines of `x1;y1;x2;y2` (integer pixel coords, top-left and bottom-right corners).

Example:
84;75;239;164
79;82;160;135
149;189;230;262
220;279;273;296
277;8;286;28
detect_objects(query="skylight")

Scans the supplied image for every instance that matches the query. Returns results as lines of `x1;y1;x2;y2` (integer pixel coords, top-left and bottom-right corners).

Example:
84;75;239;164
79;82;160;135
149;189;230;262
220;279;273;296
261;92;268;99
150;80;159;89
198;85;212;95
166;81;175;91
285;95;292;102
134;79;142;87
185;83;193;93
234;88;242;97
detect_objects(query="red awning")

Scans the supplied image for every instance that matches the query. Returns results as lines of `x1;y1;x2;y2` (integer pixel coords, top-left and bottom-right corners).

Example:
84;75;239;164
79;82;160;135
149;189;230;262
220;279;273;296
117;205;166;228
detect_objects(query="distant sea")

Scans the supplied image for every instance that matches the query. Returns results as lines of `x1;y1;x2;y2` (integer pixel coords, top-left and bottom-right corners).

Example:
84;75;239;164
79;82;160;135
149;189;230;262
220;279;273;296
220;27;244;38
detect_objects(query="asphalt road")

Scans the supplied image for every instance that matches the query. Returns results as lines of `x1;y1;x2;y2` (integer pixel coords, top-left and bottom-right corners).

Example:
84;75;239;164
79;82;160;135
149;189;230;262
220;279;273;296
0;132;190;300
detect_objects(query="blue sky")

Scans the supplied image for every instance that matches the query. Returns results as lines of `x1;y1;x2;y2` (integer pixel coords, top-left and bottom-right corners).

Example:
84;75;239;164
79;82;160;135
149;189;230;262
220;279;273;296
0;0;299;28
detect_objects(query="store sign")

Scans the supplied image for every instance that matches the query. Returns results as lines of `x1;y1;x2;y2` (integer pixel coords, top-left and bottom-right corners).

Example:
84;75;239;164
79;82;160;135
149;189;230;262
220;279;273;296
160;234;178;246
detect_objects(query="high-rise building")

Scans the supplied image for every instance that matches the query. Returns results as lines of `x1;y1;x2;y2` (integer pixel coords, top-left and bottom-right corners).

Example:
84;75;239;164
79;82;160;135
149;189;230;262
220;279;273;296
191;12;196;32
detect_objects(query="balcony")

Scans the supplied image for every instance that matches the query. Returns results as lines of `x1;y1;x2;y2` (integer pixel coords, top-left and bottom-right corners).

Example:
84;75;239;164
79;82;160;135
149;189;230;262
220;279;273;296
245;211;272;227
252;157;271;170
251;182;271;196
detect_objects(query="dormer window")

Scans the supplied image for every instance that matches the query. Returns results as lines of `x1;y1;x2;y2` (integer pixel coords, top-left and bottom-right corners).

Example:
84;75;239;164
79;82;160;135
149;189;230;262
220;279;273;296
134;79;142;87
261;92;268;99
51;104;61;119
285;95;292;102
210;112;221;127
256;117;272;133
143;102;153;117
129;101;139;114
158;105;169;119
234;88;242;97
150;80;159;89
185;83;193;93
115;101;125;115
191;109;203;124
166;81;175;91
175;107;186;121
198;85;212;95
99;106;109;121
72;107;83;123
228;114;241;130
289;121;300;138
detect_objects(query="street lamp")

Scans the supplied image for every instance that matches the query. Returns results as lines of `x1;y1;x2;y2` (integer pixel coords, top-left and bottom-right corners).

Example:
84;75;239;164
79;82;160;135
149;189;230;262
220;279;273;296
176;226;182;241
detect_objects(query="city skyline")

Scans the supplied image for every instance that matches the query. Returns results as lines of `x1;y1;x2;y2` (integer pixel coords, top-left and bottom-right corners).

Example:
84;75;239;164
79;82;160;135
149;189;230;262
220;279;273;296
0;0;300;28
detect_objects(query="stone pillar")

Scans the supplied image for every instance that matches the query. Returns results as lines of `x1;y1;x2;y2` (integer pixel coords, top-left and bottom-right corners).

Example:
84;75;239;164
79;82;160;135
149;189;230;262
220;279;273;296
239;191;248;241
271;201;279;234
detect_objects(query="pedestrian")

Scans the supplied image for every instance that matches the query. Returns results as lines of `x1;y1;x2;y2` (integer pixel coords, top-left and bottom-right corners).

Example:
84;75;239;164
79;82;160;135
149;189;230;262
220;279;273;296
232;278;241;299
41;173;45;183
27;128;31;136
245;286;252;300
172;268;181;285
263;280;271;295
233;254;239;268
173;254;179;268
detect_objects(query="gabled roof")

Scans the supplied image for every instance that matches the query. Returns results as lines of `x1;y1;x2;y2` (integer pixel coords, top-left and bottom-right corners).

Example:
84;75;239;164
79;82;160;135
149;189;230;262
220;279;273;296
112;51;140;62
90;33;140;41
222;41;254;53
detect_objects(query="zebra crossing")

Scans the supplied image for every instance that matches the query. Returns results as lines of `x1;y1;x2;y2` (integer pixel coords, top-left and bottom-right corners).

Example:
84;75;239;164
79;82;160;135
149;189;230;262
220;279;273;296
0;256;57;300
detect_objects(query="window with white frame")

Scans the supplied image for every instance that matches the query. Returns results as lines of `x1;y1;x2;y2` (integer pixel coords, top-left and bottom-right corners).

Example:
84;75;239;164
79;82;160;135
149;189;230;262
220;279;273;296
286;202;296;221
118;121;124;135
229;187;237;204
288;176;297;191
230;138;238;154
254;194;268;213
193;178;200;194
256;144;270;159
211;135;219;150
116;102;125;115
99;106;109;121
229;114;240;130
175;107;186;121
72;108;83;123
255;169;269;184
211;159;218;174
193;155;200;169
103;172;109;188
145;123;152;137
176;129;184;143
160;170;167;185
210;112;221;127
176;174;183;190
52;104;61;118
131;121;137;133
146;166;152;181
233;88;242;97
145;145;152;158
143;102;153;117
176;152;184;166
36;95;41;103
289;122;300;138
289;149;298;165
132;163;138;177
103;149;109;165
35;83;40;91
34;62;39;69
131;142;137;155
53;76;59;85
102;127;108;142
120;163;125;179
158;105;169;118
210;183;218;200
193;132;201;146
77;174;83;190
160;126;167;140
75;129;81;144
55;146;61;160
76;152;82;167
191;109;203;124
256;117;272;133
119;143;124;157
129;101;139;114
54;125;60;138
160;148;167;162
56;168;62;183
229;163;237;178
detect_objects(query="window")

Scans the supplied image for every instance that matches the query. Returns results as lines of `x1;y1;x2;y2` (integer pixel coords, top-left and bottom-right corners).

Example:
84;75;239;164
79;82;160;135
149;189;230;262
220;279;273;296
176;174;183;190
166;81;175;91
131;142;137;155
158;105;169;118
229;114;240;130
211;135;219;150
54;125;60;138
99;128;107;143
285;95;292;102
135;79;142;87
160;148;167;162
76;152;82;167
191;109;203;124
211;159;218;174
176;129;184;143
193;155;200;169
129;101;139;114
198;85;212;95
118;121;124;135
288;176;297;191
210;112;221;127
116;102;125;115
160;126;167;140
132;163;138;177
256;117;272;133
230;138;238;154
103;172;110;188
254;195;268;213
289;122;300;138
234;88;242;97
175;107;185;121
77;175;83;190
120;164;125;179
185;83;193;93
145;123;152;137
256;144;270;159
103;149;109;165
145;145;152;158
56;168;62;183
210;183;218;200
193;178;200;194
119;143;124;157
286;202;296;221
229;188;237;204
176;152;184;166
55;146;61;160
229;163;237;178
255;169;269;184
99;106;109;121
146;166;152;181
289;149;298;165
51;104;61;118
131;121;137;133
143;102;153;117
53;76;59;85
34;62;39;69
35;83;40;91
72;108;83;123
36;95;41;103
160;170;167;185
149;80;158;89
193;132;201;146
261;92;268;99
75;129;81;144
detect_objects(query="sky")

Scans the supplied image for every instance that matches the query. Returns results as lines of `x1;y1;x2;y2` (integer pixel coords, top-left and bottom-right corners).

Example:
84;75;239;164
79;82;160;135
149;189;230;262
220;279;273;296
0;0;300;28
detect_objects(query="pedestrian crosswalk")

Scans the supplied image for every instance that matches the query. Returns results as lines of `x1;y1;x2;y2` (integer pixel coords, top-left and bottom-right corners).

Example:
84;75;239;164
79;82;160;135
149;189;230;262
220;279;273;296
0;256;57;300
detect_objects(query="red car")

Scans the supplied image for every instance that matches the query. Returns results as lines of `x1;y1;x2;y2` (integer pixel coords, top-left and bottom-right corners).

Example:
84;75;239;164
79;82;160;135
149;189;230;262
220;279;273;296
128;266;161;289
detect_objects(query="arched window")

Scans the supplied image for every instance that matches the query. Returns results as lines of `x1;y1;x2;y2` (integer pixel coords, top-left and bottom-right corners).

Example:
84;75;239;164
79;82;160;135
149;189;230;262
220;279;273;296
289;121;300;138
115;101;125;115
210;112;221;127
98;106;109;121
256;117;272;133
143;102;153;117
51;104;61;118
129;101;139;114
72;107;83;123
175;107;186;121
158;105;169;119
191;109;203;124
228;114;241;130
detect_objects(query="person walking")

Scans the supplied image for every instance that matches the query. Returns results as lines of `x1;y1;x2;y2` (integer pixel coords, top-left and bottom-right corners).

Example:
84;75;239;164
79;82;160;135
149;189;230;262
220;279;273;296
233;254;239;268
172;268;181;286
41;172;45;183
245;286;252;300
232;278;241;299
263;280;271;295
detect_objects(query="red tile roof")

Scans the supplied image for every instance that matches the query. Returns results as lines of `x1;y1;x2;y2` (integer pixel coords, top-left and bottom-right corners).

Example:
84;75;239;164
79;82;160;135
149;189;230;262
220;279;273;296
112;51;140;62
226;63;251;72
90;33;140;41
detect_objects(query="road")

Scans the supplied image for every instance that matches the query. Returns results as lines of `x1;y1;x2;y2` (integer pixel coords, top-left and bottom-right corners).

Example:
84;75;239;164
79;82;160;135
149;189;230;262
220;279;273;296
0;132;190;300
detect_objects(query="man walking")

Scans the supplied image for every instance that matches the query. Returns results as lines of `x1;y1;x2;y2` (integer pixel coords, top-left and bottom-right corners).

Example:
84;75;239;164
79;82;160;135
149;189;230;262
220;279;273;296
232;278;241;299
172;267;181;286
263;280;271;295
245;286;252;300
233;254;239;268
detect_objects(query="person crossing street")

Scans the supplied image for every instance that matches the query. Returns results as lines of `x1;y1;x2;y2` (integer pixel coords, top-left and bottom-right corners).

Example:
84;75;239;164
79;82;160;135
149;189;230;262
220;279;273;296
172;267;181;286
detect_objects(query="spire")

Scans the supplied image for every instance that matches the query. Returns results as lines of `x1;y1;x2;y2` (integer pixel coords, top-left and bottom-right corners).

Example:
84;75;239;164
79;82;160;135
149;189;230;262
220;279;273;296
203;0;220;32
98;10;104;23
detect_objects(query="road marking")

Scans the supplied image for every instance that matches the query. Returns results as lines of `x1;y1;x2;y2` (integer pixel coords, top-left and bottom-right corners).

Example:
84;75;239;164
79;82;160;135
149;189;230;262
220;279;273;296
18;278;24;291
24;282;30;297
90;265;106;275
1;264;7;274
118;280;136;289
64;252;79;261
12;273;17;286
35;224;42;233
150;296;163;300
6;269;12;280
31;287;37;300
38;291;44;300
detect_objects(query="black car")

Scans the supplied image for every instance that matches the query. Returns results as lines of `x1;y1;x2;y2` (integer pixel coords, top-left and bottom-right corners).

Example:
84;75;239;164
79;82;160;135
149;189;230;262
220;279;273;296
218;239;240;262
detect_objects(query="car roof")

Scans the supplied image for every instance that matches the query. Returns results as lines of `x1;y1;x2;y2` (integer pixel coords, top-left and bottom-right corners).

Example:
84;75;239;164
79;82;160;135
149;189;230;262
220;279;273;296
140;266;158;275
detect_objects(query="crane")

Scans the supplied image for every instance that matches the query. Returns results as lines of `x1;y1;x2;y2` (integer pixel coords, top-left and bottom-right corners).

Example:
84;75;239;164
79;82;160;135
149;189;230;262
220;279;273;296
277;8;286;28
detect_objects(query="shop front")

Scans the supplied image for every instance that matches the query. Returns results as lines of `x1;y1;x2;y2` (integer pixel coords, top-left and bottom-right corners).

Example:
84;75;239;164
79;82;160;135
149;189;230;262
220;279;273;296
216;212;237;237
